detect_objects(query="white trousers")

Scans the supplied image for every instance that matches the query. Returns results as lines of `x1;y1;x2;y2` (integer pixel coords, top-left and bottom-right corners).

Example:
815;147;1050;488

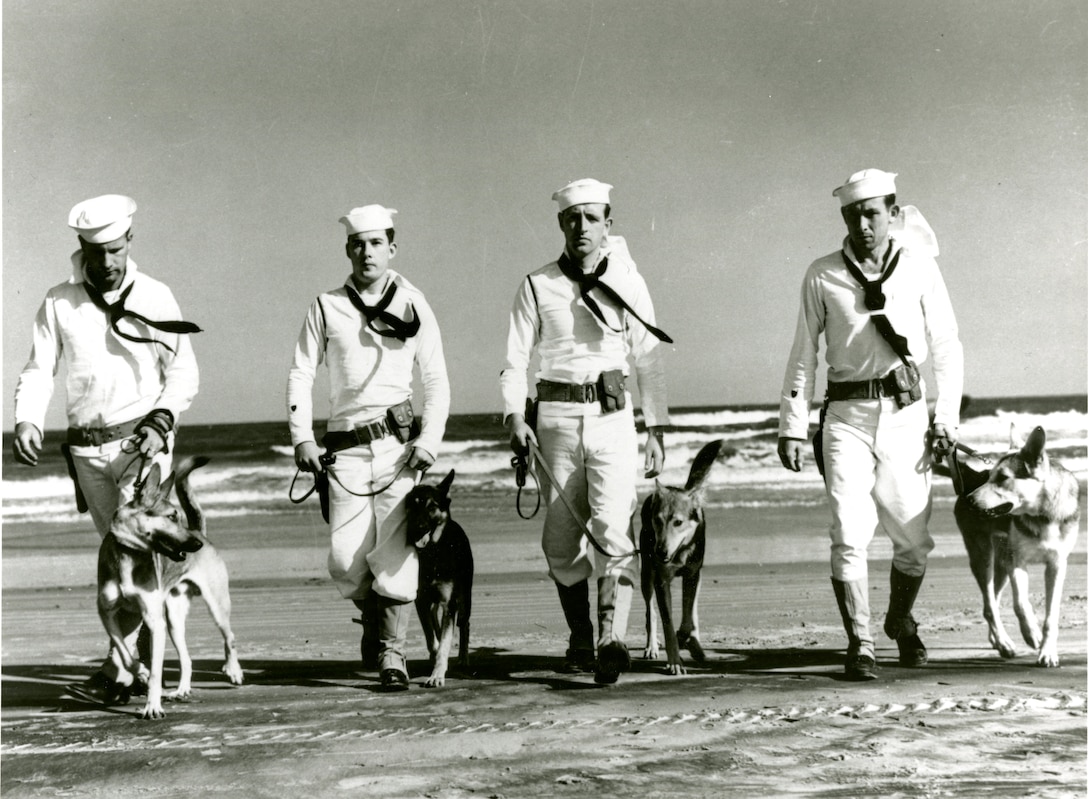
823;396;934;583
70;440;173;537
326;436;419;603
536;406;639;587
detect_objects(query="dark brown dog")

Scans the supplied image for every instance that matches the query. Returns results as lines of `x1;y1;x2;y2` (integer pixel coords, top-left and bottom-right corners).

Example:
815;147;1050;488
953;426;1081;667
639;440;724;675
96;457;243;719
405;469;473;687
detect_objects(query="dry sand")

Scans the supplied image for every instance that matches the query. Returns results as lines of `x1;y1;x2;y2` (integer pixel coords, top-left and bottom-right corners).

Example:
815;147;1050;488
2;506;1086;798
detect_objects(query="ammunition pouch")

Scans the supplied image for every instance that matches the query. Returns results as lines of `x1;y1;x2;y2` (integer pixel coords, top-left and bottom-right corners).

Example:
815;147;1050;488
386;398;421;444
890;362;923;409
597;369;626;414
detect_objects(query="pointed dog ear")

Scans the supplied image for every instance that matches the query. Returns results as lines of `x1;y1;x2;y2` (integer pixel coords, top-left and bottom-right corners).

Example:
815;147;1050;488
437;469;456;500
1022;426;1048;466
137;463;165;507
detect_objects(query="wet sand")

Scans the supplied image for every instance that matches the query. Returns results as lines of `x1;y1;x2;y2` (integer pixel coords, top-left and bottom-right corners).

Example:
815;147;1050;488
2;505;1086;797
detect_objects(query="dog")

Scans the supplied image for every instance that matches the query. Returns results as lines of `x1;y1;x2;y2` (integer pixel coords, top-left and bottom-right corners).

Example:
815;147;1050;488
639;439;725;675
94;456;243;718
405;469;473;687
953;426;1081;667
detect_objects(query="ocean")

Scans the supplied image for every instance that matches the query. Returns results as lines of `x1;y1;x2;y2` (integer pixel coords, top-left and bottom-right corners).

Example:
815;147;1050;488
3;395;1085;527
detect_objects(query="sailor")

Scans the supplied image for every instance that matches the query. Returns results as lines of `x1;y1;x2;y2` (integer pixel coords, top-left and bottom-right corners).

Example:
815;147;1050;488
777;169;963;680
287;203;450;691
13;193;202;702
501;178;670;684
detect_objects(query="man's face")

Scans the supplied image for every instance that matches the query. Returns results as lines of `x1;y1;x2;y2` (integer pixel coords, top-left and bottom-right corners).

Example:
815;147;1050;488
841;197;898;258
81;232;132;292
558;203;611;262
346;230;396;289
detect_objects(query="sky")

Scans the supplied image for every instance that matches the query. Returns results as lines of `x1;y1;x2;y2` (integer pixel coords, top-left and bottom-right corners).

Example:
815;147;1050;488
3;0;1086;429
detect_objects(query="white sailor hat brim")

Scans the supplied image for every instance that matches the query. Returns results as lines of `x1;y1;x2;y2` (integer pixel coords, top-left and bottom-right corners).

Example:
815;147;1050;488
340;204;398;235
68;194;137;243
552;179;613;212
832;169;898;207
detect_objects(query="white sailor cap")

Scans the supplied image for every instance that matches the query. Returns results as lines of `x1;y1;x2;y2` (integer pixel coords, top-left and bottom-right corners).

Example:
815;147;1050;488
339;204;397;235
68;194;137;243
552;178;613;212
832;169;898;207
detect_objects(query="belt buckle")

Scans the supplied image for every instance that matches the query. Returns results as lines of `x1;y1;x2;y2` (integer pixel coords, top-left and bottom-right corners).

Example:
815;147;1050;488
584;384;597;403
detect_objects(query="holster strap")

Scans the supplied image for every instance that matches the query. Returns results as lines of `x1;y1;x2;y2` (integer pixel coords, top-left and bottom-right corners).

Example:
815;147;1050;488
322;419;391;453
827;374;900;401
536;379;598;404
67;419;140;447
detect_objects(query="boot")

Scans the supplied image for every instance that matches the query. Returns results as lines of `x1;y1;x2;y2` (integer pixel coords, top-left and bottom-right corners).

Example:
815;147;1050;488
352;594;380;670
594;576;633;685
832;577;877;681
375;594;410;692
556;580;595;673
884;567;928;667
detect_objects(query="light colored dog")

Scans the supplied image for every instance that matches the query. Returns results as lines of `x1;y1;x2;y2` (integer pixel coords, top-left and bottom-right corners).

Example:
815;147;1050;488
97;456;243;719
639;440;724;675
953;426;1081;667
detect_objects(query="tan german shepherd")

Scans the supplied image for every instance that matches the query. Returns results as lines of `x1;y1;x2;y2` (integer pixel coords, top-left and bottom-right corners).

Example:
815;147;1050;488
639;440;724;675
953;426;1081;667
96;457;243;718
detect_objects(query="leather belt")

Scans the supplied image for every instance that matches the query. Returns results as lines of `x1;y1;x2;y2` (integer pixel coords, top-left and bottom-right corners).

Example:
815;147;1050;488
67;419;140;447
322;419;391;453
827;374;901;401
537;379;598;404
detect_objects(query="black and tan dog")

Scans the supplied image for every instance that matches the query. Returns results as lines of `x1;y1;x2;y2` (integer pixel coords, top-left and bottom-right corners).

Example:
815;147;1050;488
953;426;1081;667
93;457;243;718
405;469;473;687
639;439;725;675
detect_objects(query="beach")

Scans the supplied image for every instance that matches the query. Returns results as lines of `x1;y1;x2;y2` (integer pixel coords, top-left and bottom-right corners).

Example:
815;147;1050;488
3;497;1086;797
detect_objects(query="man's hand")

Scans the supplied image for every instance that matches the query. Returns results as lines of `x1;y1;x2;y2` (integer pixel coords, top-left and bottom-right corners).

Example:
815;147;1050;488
136;427;167;458
644;428;665;478
930;423;956;464
295;441;325;473
13;421;42;467
507;413;537;456
408;446;435;471
777;437;806;472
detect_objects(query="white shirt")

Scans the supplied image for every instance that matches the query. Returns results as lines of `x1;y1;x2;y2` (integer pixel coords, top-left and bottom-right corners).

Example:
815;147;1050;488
500;237;669;428
14;253;200;432
286;270;450;458
779;236;964;439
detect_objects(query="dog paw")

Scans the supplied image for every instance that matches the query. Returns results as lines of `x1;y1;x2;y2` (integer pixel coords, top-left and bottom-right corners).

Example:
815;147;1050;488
665;662;687;676
167;688;192;702
643;645;660;660
423;674;446;688
140;703;166;720
1036;648;1060;668
686;638;707;662
222;662;244;685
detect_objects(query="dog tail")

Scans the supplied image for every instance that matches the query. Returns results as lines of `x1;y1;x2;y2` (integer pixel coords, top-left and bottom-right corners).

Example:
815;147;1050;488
684;439;725;492
175;456;210;537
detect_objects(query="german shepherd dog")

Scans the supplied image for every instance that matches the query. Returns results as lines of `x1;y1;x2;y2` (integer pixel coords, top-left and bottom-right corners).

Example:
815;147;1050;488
639;440;725;675
95;457;243;718
405;469;473;687
953;426;1081;667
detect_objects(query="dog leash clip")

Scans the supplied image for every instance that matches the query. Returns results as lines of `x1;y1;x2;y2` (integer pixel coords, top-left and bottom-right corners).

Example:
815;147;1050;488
511;454;528;488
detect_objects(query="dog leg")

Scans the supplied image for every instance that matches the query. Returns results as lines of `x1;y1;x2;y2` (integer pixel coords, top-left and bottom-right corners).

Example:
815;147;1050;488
677;573;706;663
1037;553;1068;667
654;579;684;675
416;594;437;659
425;602;454;688
198;564;244;686
1008;564;1042;651
165;590;193;700
969;536;1017;657
139;600;168;720
641;561;660;660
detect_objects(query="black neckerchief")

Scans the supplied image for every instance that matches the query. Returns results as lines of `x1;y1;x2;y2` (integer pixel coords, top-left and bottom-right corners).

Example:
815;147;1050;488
840;245;911;365
83;280;202;355
557;253;673;344
344;280;420;341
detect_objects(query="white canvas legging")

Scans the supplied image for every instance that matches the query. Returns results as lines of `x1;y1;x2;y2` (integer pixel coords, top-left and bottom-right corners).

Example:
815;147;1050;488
536;405;639;587
326;435;419;603
71;439;173;537
822;396;934;583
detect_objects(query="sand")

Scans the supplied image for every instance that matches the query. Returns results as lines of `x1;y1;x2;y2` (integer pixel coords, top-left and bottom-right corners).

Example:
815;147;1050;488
2;505;1086;798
